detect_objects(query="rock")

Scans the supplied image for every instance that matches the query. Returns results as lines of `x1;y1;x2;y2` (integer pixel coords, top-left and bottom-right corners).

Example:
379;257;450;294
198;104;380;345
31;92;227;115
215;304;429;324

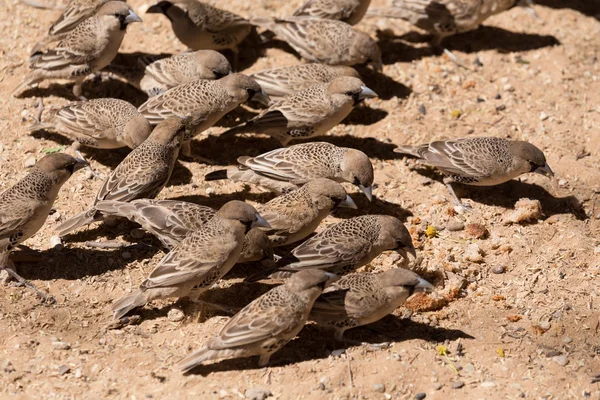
130;228;146;239
562;337;572;344
481;381;496;388
415;393;426;399
245;387;271;400
373;383;385;393
24;156;36;168
491;265;505;274
167;308;185;322
465;223;488;239
463;243;484;263
433;383;442;390
52;341;71;350
539;111;549;121
49;235;63;250
452;381;465;389
553;355;568;366
447;220;464;232
84;169;94;180
58;365;70;375
503;198;542;225
331;349;345;357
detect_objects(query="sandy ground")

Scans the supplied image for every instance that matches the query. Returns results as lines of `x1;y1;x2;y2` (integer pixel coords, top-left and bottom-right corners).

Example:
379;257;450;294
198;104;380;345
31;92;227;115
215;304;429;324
1;0;600;398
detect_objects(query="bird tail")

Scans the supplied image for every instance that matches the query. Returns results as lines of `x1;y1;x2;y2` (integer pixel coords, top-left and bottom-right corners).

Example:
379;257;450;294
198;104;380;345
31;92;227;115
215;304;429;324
393;144;427;158
112;289;148;320
55;209;98;237
248;16;277;31
366;7;413;19
204;169;229;181
218;123;254;139
94;200;137;219
177;347;241;373
12;71;45;98
28;122;55;132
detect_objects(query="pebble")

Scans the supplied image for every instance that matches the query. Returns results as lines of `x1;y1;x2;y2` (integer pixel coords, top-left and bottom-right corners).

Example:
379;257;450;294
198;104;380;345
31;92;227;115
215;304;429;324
553;355;568;366
446;220;464;232
331;349;345;357
58;365;70;375
433;383;442;390
480;381;496;388
245;387;271;400
130;228;146;239
52;341;71;350
491;265;505;274
373;383;385;393
84;169;94;180
415;393;426;400
563;337;572;344
121;251;132;260
452;381;465;389
167;308;185;322
24;156;36;168
463;243;484;263
49;235;63;250
465;223;488;239
539;111;549;121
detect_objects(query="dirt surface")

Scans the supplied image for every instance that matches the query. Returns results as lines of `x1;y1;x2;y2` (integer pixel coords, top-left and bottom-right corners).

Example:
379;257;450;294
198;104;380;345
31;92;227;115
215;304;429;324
1;0;600;398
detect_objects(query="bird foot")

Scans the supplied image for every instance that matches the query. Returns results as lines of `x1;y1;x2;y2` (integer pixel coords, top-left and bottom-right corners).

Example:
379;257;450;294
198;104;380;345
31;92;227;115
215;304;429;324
34;97;44;124
443;49;472;71
1;265;55;304
454;202;473;214
107;315;141;330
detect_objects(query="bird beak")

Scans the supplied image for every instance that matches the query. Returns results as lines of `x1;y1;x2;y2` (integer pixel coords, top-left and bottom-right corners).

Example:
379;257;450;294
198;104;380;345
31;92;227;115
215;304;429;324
359;185;373;202
146;3;163;14
359;86;377;100
73;158;89;172
125;9;143;23
323;272;341;287
413;277;434;293
516;0;540;19
339;195;358;209
534;163;554;178
367;60;383;73
252;213;271;229
250;89;271;106
398;245;417;261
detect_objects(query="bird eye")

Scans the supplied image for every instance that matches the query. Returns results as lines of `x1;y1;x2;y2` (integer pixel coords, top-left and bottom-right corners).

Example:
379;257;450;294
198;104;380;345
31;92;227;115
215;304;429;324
396;240;406;249
246;88;256;96
352;177;360;186
529;161;538;172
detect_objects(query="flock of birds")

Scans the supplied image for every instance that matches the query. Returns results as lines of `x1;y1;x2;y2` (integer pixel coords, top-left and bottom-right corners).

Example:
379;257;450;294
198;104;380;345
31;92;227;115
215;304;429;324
2;0;557;372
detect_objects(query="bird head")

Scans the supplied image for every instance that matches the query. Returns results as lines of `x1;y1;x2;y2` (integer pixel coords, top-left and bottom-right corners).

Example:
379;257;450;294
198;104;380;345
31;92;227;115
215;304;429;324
341;148;374;201
99;2;142;30
35;153;88;185
218;200;271;234
304;178;357;210
510;141;554;178
378;216;416;261
220;73;271;105
328;77;377;105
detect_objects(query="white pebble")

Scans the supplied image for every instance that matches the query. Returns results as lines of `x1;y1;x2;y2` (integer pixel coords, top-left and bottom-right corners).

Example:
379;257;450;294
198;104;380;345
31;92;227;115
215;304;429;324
553;355;568;366
49;236;63;249
463;243;484;263
167;308;185;322
539;111;549;121
24;156;36;168
52;341;71;350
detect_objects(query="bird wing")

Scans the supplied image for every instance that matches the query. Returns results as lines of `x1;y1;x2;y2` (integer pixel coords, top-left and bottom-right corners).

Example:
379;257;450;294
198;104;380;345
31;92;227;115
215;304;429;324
48;0;110;35
423;139;488;178
184;1;249;32
56;102;117;140
137;83;213;125
293;0;359;20
210;289;304;349
0;200;36;242
269;18;337;63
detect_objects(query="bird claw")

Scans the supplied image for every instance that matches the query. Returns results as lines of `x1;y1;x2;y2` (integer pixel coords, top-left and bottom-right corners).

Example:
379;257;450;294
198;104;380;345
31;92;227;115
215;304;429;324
454;203;473;214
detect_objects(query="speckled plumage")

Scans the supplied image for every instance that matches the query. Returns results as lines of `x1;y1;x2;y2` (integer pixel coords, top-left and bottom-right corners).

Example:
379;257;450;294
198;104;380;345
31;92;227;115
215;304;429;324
146;1;251;54
14;1;141;98
250;64;360;103
258;178;356;247
310;269;433;340
293;0;372;25
29;98;152;149
49;0;122;36
55;117;187;237
93;199;273;263
205;142;374;200
394;137;553;208
137;74;265;155
0;154;87;254
220;77;377;145
367;0;516;44
247;215;416;281
177;269;331;371
111;201;268;319
140;50;232;96
251;17;382;70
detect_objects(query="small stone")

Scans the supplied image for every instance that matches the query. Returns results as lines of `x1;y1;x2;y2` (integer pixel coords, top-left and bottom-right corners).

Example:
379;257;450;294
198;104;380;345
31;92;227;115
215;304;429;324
130;228;146;239
539;320;551;330
491;265;505;274
465;223;488;239
373;383;385;393
539;111;549;121
481;381;496;388
205;187;215;195
562;337;572;344
446;220;464;232
331;349;345;357
245;387;271;400
415;393;426;400
84;169;94;180
58;365;70;375
463;243;484;263
558;179;568;187
121;251;132;260
553;355;568;366
74;368;82;378
418;104;427;115
167;308;185;322
49;236;63;250
433;383;442;390
52;341;71;350
24;156;36;168
452;381;465;389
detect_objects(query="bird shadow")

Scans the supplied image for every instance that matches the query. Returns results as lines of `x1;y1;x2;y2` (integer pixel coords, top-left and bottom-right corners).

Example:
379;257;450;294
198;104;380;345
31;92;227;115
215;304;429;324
410;166;586;219
344;105;388;126
333;196;413;222
13;243;158;281
237;30;269;72
169;192;275;209
355;66;412;101
376;26;560;64
318;136;399;160
211;106;260;128
167;161;194;187
191;135;281;166
184;316;474;374
534;0;600;20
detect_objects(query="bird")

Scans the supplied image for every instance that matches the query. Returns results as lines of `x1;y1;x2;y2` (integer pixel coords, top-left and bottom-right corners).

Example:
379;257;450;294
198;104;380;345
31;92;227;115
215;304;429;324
249;64;360;104
247;215;416;281
137;73;268;158
310;268;433;340
204;142;374;201
146;0;252;68
111;200;271;320
367;0;517;45
13;1;142;99
177;269;333;371
258;178;357;247
93;199;274;263
219;76;377;145
55;116;188;237
0;153;88;297
292;0;372;25
28;98;152;150
140;50;232;97
251;17;382;70
394;136;554;210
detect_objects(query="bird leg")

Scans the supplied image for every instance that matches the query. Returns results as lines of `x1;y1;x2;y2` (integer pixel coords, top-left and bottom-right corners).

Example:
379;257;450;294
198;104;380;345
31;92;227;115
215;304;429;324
189;299;240;315
0;255;55;304
180;140;216;165
34;97;44;124
83;241;152;250
72;77;86;100
443;178;472;213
